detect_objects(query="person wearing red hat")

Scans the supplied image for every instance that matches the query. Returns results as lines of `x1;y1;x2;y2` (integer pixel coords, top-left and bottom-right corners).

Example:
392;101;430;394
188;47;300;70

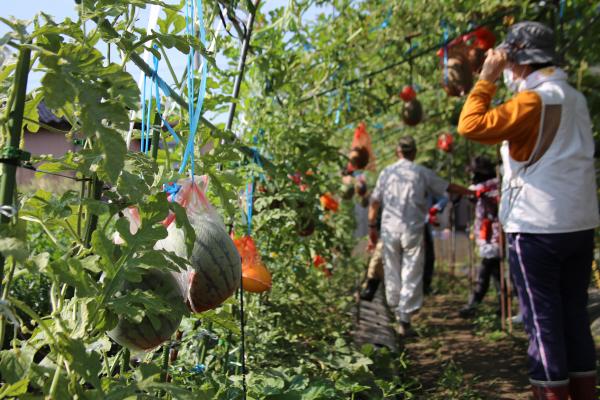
458;21;598;400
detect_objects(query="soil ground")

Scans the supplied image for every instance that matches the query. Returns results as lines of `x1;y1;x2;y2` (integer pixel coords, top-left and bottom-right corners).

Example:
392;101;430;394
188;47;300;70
403;289;530;399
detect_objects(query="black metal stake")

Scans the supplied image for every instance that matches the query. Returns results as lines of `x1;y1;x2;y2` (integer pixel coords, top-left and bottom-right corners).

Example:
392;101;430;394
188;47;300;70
225;1;261;133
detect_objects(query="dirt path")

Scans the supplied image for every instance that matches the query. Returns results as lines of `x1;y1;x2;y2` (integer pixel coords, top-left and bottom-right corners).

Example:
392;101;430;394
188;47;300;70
404;294;530;400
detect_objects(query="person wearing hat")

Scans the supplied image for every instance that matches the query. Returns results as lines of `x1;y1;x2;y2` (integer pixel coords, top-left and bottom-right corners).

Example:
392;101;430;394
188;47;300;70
368;136;472;336
458;21;598;400
458;156;505;318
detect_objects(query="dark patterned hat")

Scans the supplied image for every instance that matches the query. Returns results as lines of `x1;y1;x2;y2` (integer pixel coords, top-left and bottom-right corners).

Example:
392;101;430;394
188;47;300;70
497;21;556;65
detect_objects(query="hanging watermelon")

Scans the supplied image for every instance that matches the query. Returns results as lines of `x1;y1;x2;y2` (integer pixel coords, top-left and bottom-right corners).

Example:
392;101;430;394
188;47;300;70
402;98;423;126
467;47;486;73
296;201;317;237
437;132;454;153
107;268;185;352
233;235;272;293
399;85;417;102
347;122;376;172
153;177;242;313
355;178;368;197
442;49;473;97
341;183;355;200
348;147;370;171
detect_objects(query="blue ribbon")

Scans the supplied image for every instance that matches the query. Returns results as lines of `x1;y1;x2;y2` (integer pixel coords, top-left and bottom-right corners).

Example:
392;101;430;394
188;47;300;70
369;7;392;32
559;0;566;21
152;47;180;144
140;72;155;155
141;74;149;154
334;99;342;125
246;182;253;234
163;182;182;202
441;20;449;85
139;46;181;155
179;0;209;176
191;363;206;374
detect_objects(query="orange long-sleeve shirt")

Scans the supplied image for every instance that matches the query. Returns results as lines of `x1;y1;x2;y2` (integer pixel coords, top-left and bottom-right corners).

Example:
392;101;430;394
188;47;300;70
457;80;543;162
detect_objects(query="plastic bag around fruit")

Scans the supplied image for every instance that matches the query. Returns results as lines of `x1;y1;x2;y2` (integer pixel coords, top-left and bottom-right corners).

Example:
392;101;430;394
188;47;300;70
347;122;376;172
155;176;242;313
233;235;272;293
320;193;339;212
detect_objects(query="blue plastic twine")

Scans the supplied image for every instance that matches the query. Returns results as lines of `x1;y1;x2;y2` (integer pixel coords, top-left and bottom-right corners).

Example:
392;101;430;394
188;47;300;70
140;74;153;154
163;182;182;202
441;20;449;85
179;0;209;176
139;46;180;155
246;182;254;234
152;46;180;145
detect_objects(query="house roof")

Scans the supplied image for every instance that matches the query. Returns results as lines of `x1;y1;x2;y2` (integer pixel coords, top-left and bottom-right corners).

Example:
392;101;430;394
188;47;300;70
37;101;67;125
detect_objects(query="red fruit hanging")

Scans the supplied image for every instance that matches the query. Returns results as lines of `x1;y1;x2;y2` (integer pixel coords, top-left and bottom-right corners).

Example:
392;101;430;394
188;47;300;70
399;85;417;102
437;132;454;153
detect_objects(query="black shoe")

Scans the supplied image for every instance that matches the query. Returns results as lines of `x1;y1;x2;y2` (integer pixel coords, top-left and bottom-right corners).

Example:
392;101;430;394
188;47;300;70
359;279;380;301
458;304;478;318
394;321;416;337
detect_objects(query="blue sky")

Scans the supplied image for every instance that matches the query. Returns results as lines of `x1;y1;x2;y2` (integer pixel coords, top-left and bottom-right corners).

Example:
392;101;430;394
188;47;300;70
1;1;327;126
0;1;295;88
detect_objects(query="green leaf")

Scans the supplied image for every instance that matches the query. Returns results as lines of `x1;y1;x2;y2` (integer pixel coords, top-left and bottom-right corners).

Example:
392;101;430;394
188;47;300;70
96;127;126;183
0;237;27;262
22;91;42;133
41;71;76;109
91;230;116;268
60;337;103;391
47;259;98;297
82;199;109;217
0;347;34;384
0;378;29;398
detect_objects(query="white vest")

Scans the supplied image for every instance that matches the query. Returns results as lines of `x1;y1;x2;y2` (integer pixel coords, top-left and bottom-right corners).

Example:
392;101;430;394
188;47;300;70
500;69;600;233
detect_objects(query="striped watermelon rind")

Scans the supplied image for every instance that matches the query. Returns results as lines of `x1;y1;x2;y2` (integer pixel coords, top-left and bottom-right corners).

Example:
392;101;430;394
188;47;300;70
107;268;184;352
187;212;242;312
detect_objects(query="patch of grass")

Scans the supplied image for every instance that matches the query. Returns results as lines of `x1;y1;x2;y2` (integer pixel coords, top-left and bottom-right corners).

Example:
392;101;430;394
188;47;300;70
433;360;483;400
431;270;471;296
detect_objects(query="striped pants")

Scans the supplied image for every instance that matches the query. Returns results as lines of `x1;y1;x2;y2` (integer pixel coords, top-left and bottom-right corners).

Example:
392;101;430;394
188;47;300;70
508;230;597;387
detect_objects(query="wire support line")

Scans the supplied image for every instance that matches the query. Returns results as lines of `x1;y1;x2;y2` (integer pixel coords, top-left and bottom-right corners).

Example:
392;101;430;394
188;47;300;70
0;160;92;182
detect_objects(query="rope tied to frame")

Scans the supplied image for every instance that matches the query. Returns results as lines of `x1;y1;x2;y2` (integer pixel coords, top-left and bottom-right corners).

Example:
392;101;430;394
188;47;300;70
140;46;180;155
179;0;209;176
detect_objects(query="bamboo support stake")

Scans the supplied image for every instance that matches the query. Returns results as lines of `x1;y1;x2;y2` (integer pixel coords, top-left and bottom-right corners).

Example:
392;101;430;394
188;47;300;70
495;146;508;332
0;46;31;349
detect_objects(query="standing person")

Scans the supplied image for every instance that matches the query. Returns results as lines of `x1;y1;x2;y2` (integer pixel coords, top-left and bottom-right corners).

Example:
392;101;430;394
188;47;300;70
360;205;383;301
458;21;598;400
368;136;472;336
458;156;504;318
423;195;448;295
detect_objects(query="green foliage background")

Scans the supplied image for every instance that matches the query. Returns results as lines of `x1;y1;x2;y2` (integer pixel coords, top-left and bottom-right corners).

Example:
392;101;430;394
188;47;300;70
0;0;599;398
